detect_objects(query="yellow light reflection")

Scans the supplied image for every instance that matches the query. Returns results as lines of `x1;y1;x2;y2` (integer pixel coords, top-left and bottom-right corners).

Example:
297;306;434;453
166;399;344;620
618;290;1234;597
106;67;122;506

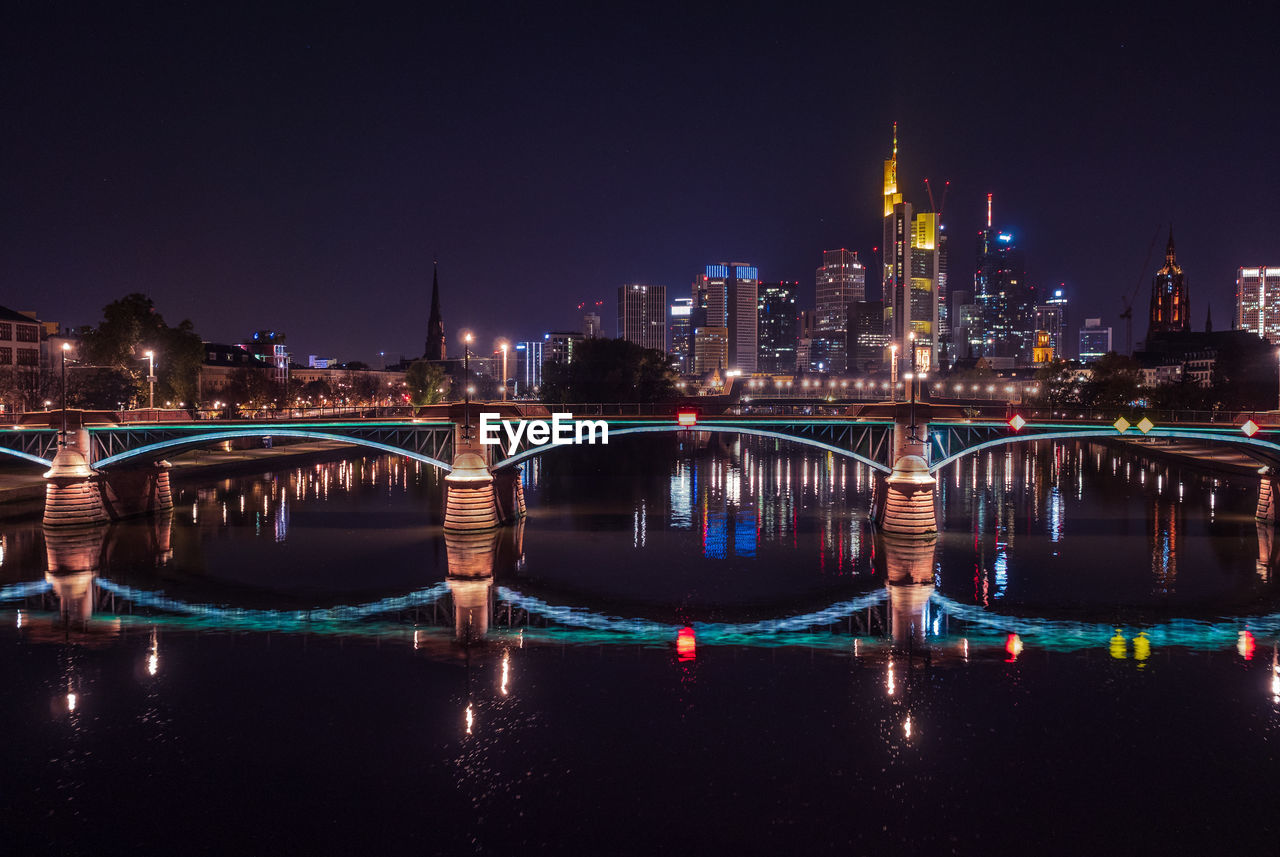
500;650;511;696
886;659;896;696
465;703;474;735
67;692;77;712
904;714;912;739
1109;629;1127;659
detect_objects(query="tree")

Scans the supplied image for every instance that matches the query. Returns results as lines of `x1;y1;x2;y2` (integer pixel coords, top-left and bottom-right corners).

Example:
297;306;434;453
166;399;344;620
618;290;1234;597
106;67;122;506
405;361;447;406
1078;352;1141;410
78;293;203;407
539;338;676;404
224;367;279;409
66;367;139;410
0;366;56;413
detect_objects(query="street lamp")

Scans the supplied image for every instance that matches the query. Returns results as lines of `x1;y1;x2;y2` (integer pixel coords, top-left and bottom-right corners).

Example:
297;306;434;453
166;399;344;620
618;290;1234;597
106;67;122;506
499;341;509;403
463;332;473;439
60;342;71;443
144;350;156;410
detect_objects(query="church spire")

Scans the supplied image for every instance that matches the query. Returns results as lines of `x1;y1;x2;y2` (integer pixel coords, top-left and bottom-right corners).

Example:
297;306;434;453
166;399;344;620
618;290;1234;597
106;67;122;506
1165;225;1176;265
425;259;446;360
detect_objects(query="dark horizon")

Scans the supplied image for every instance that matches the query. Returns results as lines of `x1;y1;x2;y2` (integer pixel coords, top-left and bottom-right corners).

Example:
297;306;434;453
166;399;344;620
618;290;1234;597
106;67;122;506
4;2;1276;364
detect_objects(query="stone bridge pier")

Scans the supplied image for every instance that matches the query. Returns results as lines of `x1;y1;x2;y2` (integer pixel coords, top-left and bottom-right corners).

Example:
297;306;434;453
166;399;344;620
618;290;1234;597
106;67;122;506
444;413;526;533
1257;468;1277;525
874;408;938;539
43;428;173;527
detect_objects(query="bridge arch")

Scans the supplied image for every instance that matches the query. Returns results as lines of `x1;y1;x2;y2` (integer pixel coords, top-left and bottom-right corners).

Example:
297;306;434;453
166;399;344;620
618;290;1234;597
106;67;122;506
490;423;894;473
0;447;57;468
91;429;454;472
928;427;1280;474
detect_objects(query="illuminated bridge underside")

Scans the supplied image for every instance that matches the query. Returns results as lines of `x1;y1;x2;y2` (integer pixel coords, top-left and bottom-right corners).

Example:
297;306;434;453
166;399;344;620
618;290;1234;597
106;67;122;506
927;422;1280;474
0;429;60;468
491;421;897;473
7;580;1280;653
89;423;456;471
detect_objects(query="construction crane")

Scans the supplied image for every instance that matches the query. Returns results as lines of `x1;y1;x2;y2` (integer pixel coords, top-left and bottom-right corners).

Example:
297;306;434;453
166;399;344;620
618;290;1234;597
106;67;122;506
1119;225;1163;355
923;178;950;216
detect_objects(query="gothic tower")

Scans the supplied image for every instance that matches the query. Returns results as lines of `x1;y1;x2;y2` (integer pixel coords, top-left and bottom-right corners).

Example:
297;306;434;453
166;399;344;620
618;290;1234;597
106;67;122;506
1148;228;1190;337
425;260;446;360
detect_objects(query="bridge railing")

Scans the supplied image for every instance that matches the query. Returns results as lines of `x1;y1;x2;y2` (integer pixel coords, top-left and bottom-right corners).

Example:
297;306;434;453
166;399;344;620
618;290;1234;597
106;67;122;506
1010;406;1277;426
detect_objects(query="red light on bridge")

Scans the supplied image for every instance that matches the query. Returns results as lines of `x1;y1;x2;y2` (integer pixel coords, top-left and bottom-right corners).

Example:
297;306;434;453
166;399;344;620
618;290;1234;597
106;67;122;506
1008;414;1026;432
1243;419;1260;438
676;626;697;661
677;411;698;427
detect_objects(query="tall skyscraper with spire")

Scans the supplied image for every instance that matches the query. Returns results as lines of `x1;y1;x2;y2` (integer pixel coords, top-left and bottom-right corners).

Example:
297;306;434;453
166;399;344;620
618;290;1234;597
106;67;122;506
1149;229;1190;338
425;260;446;360
880;124;940;374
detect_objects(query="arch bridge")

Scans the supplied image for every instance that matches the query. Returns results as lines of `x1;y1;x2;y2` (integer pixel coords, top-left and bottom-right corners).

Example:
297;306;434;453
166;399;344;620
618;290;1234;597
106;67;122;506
15;406;1280;534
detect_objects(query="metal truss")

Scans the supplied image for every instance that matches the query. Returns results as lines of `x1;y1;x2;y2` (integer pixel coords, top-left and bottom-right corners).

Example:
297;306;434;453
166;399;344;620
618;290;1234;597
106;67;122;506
780;421;896;469
88;422;455;468
0;428;60;466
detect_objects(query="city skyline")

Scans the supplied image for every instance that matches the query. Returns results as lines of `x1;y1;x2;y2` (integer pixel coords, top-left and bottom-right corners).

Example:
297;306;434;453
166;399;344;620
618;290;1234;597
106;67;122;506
3;4;1275;363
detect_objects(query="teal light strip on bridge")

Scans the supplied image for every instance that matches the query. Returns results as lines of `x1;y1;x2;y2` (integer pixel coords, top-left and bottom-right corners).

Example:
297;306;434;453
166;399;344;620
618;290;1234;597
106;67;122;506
491;423;894;473
92;429;454;470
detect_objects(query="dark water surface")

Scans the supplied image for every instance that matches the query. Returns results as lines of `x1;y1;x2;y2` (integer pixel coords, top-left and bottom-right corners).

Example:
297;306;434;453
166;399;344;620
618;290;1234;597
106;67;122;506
3;436;1279;854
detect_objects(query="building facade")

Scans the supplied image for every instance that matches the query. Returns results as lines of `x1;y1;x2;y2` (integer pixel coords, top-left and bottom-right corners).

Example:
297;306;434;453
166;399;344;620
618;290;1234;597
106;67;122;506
757;281;798;373
814;250;865;373
616;284;667;352
1078;318;1112;362
1235;266;1280;344
669;297;693;373
514;340;544;396
848;300;888;374
694;263;757;373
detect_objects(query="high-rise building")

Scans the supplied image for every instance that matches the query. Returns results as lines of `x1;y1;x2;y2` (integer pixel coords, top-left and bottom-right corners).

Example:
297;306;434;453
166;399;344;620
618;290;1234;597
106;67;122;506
881;125;940;374
514;340;544;395
973;194;1027;359
583;313;602;338
937;225;950;356
814;250;865;373
848;300;888;374
616;284;667;352
693;327;729;376
425;260;446;360
1149;229;1190;338
695;263;757;373
669;297;694;373
1079;318;1112;362
544;331;582;366
757;281;798;373
796;310;815;373
1235;266;1280;343
1034;287;1070;359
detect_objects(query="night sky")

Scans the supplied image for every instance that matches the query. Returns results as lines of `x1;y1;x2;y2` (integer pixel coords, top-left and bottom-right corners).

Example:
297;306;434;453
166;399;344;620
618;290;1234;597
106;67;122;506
4;3;1278;364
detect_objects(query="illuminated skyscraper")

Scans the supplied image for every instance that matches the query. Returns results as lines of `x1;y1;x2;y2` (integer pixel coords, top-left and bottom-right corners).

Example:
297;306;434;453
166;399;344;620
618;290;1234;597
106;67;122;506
669;297;693;372
973;194;1026;358
814;250;864;373
1034;288;1070;359
757;281;798;372
616;284;667;352
1148;229;1190;338
881;125;940;373
694;263;757;373
1235;266;1280;343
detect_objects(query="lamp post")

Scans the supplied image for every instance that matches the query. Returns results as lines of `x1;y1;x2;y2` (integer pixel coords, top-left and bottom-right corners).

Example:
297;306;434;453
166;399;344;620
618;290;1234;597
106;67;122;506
463;332;473;439
144;350;155;410
500;342;509;403
60;342;70;444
